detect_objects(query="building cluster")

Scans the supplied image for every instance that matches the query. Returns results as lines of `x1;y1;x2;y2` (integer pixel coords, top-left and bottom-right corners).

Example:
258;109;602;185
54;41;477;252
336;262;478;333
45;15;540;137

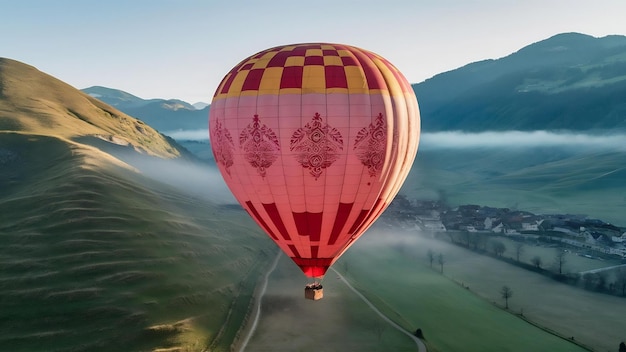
385;199;626;259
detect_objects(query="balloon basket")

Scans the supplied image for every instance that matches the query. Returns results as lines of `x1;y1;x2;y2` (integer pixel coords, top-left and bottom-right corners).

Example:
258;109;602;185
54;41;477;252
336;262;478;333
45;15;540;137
304;284;323;300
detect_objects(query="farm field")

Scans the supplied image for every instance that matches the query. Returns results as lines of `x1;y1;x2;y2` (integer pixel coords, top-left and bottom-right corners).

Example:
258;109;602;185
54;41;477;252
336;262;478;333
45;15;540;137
340;226;626;352
495;236;621;273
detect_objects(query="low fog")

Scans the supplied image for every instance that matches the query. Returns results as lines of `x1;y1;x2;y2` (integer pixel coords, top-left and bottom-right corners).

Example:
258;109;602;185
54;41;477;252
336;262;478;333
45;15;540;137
162;129;210;141
421;130;626;150
110;149;236;205
358;224;443;251
164;129;626;151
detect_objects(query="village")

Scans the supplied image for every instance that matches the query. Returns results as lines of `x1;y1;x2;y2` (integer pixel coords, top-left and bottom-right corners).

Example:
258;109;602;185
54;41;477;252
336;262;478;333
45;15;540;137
385;196;626;260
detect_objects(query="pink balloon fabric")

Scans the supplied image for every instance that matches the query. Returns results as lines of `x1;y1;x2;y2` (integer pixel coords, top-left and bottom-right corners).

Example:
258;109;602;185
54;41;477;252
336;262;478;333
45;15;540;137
210;43;420;278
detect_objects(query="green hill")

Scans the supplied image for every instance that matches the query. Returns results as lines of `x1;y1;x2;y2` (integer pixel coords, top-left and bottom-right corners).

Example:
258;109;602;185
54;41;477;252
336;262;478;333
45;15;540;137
0;58;276;351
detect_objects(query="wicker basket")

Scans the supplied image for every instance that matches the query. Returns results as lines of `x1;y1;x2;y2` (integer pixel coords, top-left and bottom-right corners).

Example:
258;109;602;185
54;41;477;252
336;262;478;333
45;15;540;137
304;286;324;300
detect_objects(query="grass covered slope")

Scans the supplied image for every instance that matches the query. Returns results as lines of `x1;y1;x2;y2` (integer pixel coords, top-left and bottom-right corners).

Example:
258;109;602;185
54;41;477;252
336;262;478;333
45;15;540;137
339;229;591;352
0;57;181;158
0;132;275;351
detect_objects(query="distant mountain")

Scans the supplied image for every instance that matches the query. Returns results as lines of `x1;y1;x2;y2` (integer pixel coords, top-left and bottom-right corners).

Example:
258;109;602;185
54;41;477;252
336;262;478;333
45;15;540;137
414;32;626;131
192;101;209;110
83;86;209;132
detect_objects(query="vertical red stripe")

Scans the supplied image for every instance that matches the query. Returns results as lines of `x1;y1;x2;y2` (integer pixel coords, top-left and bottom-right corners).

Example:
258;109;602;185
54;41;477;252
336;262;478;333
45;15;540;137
288;245;300;258
351;50;384;89
293;212;323;241
348;209;370;235
329;202;353;245
351;198;386;236
245;201;278;240
263;203;291;240
311;245;319;258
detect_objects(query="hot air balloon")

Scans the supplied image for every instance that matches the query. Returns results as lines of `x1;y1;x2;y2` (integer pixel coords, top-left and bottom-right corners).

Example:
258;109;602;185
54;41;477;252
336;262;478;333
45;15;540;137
209;43;420;299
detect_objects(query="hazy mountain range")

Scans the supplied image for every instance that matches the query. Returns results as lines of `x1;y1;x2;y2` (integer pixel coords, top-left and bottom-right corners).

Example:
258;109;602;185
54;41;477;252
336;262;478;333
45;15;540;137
414;32;626;131
81;32;626;134
82;86;209;133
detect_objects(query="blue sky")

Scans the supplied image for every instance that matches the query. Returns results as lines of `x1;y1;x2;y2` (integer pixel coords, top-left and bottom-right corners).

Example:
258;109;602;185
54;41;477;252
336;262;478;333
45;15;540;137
2;0;625;104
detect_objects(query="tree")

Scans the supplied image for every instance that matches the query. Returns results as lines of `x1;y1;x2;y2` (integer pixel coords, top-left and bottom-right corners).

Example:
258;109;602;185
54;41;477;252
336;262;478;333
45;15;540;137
438;253;445;274
500;285;513;309
615;268;626;296
554;249;567;274
531;255;542;269
595;271;607;292
514;242;524;262
427;249;435;268
372;320;386;341
490;240;506;257
619;341;626;352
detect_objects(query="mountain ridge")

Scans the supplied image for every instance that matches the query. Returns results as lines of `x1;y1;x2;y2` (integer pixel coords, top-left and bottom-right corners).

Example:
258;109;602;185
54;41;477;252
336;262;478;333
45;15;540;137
82;86;210;132
413;32;626;132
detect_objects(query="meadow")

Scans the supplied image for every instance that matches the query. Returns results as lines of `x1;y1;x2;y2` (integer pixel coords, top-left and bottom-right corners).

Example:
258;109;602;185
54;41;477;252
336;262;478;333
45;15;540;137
494;236;620;273
339;226;626;352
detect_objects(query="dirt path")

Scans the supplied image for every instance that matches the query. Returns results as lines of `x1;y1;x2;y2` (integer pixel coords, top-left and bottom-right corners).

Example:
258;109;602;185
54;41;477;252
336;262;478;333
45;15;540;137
330;268;427;352
236;254;426;352
236;252;281;352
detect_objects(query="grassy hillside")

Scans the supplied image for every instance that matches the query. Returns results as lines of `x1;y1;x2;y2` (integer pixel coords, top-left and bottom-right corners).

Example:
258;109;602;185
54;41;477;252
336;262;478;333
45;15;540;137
339;227;625;352
0;58;182;158
0;132;275;351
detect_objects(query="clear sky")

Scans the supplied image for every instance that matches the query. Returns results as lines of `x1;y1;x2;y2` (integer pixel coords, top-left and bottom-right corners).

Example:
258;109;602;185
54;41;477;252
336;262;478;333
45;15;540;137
2;0;625;104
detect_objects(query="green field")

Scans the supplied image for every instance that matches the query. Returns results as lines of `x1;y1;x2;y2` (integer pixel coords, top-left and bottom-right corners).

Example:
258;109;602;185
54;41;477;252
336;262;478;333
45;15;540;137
494;236;620;273
0;133;275;351
338;227;626;352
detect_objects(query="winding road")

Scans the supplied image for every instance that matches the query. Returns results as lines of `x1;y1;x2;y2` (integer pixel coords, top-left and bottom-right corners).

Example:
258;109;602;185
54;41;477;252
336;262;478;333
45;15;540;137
237;254;427;352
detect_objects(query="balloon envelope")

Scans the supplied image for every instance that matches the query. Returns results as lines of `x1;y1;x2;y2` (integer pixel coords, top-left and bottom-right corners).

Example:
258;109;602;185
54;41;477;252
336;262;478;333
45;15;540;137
210;43;420;278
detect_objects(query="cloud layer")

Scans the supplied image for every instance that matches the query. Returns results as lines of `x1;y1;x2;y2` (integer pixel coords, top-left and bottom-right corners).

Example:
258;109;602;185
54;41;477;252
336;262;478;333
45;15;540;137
163;129;209;141
420;131;626;150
